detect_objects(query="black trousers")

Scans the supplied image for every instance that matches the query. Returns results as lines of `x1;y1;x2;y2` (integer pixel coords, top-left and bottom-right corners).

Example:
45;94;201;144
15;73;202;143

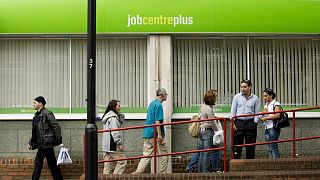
234;119;257;159
32;147;63;180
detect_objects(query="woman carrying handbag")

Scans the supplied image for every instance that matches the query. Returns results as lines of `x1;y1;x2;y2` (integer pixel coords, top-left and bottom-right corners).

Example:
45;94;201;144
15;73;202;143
259;88;282;159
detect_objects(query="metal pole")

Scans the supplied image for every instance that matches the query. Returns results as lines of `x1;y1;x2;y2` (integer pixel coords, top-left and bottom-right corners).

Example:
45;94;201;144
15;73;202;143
223;119;227;172
153;125;157;174
85;0;97;179
231;117;235;159
292;111;296;158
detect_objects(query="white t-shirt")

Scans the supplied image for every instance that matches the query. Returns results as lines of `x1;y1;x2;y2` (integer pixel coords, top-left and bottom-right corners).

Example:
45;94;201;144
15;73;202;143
264;100;280;129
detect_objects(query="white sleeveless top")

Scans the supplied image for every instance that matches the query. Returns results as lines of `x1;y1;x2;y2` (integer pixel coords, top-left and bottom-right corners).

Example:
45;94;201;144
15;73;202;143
264;99;280;130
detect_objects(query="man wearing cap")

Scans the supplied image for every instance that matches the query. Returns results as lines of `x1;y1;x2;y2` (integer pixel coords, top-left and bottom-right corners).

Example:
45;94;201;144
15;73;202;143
132;88;168;174
28;96;63;180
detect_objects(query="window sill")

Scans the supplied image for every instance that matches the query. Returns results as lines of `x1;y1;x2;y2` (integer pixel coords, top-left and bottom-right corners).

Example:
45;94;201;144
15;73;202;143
0;112;319;120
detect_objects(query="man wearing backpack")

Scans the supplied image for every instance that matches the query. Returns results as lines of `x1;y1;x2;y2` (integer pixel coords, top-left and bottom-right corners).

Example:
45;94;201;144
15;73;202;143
28;96;63;180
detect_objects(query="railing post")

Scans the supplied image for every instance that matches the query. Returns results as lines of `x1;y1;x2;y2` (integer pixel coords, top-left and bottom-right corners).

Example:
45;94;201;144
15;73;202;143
153;125;157;174
292;111;296;158
231;117;235;159
223;118;227;172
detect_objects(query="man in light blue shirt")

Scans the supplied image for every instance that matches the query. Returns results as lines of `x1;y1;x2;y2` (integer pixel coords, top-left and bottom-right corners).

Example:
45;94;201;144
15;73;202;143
132;88;168;174
230;79;260;159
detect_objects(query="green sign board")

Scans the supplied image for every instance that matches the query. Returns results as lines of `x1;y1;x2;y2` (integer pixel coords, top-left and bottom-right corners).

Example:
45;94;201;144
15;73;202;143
0;0;319;34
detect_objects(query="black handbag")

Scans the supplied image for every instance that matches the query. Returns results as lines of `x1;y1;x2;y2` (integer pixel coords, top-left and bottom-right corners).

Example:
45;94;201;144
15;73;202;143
273;105;290;129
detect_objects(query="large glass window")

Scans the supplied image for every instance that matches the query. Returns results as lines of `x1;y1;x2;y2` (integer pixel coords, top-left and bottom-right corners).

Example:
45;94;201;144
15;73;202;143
71;38;148;113
250;39;320;107
173;38;247;113
0;39;70;113
173;38;320;113
0;38;148;114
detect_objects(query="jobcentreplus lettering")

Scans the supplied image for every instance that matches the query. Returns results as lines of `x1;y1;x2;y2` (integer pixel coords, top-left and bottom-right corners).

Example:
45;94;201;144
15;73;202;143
127;14;193;27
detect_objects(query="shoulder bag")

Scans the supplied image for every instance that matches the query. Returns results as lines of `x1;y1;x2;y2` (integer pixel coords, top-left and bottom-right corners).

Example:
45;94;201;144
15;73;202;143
188;114;201;138
273;105;290;129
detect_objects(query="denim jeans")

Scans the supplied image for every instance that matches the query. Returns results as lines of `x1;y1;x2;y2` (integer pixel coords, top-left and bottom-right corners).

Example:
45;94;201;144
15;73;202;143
198;130;220;173
186;150;200;172
265;127;281;159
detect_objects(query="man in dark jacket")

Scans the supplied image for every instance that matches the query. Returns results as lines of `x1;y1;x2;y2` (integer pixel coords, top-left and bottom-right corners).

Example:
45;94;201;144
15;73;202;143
28;96;63;180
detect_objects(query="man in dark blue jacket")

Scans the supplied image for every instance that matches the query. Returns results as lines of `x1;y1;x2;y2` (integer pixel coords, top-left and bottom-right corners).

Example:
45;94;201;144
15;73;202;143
28;96;63;180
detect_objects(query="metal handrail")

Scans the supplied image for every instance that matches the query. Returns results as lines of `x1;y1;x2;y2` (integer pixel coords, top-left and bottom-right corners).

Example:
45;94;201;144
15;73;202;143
92;117;228;173
230;106;320;159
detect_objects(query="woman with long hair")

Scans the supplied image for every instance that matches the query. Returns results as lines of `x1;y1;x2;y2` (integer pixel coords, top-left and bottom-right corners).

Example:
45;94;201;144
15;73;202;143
259;88;281;159
101;100;127;174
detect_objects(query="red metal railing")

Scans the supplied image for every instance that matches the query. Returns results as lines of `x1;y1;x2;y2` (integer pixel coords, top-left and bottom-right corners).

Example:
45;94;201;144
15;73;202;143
230;106;320;159
85;117;228;173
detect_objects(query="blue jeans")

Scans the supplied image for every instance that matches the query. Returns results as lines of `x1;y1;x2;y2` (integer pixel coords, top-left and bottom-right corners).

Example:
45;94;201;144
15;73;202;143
198;130;220;173
186;150;200;172
265;127;281;159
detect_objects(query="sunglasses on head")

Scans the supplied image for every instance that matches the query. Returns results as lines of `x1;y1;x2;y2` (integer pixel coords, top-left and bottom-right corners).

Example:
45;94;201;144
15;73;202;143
266;88;273;92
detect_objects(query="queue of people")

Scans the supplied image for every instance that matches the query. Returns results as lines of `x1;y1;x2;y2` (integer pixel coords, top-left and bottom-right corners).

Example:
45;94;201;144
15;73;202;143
102;82;281;174
28;82;283;178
